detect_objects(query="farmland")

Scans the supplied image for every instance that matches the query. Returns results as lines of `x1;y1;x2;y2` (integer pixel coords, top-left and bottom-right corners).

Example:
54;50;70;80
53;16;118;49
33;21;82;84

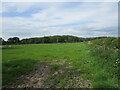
2;37;119;88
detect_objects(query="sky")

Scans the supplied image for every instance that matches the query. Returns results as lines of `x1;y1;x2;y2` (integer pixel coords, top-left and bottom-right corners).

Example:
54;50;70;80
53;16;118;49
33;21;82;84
0;2;118;40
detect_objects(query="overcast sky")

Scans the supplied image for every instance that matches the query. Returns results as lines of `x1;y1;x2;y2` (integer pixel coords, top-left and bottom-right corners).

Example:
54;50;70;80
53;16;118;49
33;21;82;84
0;2;118;40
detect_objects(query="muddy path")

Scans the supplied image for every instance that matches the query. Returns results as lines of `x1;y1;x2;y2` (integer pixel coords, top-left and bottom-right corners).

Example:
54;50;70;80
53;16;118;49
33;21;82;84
3;61;92;88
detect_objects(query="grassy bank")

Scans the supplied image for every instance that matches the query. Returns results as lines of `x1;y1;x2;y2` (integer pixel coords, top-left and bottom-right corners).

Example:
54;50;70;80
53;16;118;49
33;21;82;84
88;37;119;88
2;37;119;88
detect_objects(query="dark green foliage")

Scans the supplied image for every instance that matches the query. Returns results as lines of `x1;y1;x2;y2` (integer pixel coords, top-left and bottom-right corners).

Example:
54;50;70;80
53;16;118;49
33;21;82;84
0;37;7;45
7;37;20;45
20;35;83;44
0;37;4;45
89;37;119;88
2;35;108;45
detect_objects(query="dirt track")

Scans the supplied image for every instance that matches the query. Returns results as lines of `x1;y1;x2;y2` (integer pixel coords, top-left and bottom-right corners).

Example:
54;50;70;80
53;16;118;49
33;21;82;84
3;61;91;88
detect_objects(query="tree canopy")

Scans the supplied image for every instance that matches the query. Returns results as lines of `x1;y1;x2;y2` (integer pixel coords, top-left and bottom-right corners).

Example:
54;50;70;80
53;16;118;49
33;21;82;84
1;35;108;45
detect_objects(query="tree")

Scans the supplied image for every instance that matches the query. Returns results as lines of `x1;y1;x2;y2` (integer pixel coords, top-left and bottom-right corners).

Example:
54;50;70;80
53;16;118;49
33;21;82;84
0;37;3;45
7;37;20;45
44;37;50;43
0;37;7;45
5;35;103;45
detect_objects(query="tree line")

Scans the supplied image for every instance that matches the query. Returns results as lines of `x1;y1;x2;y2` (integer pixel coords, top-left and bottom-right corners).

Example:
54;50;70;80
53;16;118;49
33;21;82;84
0;35;107;45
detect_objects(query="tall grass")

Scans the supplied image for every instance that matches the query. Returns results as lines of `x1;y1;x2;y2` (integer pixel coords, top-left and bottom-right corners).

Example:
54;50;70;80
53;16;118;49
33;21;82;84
88;37;119;88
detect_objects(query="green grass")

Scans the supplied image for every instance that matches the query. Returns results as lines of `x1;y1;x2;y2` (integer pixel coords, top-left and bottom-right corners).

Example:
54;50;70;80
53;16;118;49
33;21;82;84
2;38;119;88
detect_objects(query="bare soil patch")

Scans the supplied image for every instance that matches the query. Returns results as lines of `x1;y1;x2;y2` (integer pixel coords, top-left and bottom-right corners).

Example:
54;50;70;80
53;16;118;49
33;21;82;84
3;61;92;88
3;62;50;88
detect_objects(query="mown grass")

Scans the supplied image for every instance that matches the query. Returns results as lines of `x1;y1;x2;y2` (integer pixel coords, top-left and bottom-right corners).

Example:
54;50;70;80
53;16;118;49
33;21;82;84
2;38;119;88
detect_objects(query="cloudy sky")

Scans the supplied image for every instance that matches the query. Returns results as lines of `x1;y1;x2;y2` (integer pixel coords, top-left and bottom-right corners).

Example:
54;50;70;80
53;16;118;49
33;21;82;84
0;2;118;40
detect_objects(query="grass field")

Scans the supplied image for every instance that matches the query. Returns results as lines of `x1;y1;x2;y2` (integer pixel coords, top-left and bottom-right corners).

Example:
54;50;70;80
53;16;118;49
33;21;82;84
2;37;119;88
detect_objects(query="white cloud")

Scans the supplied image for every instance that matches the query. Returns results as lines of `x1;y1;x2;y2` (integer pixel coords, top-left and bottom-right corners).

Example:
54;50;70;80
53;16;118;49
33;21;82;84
1;2;36;13
1;0;119;2
1;2;118;40
31;2;117;26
